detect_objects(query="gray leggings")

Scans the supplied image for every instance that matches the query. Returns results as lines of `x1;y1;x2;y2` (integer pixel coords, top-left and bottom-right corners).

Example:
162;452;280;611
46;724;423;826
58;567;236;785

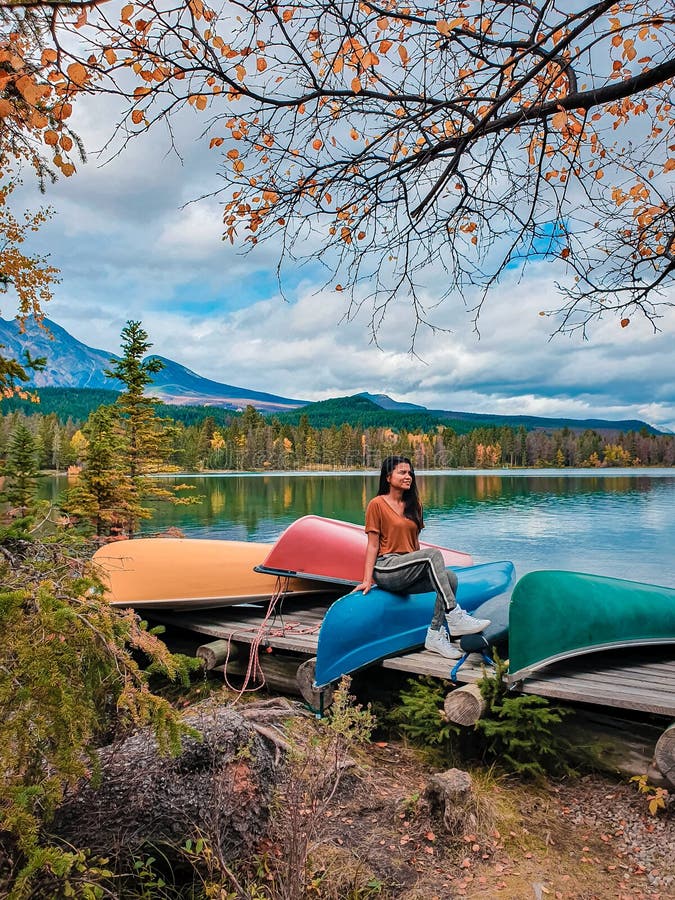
373;548;458;630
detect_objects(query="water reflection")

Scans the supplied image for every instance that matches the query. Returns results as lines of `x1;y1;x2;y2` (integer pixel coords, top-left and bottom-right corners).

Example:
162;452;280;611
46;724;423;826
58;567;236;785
40;470;675;586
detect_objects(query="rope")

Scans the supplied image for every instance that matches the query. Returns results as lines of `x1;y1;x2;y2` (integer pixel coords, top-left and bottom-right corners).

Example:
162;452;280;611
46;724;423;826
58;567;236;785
224;576;292;703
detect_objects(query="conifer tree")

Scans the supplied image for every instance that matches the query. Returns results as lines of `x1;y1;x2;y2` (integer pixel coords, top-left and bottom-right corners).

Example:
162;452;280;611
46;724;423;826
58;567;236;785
105;321;166;480
103;320;192;535
64;405;143;536
2;421;40;512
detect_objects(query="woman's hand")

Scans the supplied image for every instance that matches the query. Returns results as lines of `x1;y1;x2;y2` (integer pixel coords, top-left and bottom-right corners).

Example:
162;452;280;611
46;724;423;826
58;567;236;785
354;532;380;595
352;579;375;595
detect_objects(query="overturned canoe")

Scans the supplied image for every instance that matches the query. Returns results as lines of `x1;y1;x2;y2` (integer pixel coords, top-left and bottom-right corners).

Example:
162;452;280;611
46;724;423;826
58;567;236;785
255;514;474;586
313;561;514;688
93;537;330;610
508;570;675;683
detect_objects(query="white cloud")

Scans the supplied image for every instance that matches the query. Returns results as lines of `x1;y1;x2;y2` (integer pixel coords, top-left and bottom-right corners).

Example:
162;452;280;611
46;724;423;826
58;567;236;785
5;84;675;432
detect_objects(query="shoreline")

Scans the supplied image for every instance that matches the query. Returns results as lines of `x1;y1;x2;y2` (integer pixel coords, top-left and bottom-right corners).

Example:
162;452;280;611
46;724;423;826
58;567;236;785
44;465;675;478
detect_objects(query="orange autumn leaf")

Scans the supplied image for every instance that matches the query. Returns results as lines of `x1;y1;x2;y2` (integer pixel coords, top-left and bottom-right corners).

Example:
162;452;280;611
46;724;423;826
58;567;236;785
551;110;567;130
30;110;48;129
351;76;362;93
195;94;207;110
15;75;44;106
121;3;134;22
664;158;675;173
52;101;72;121
44;130;59;146
621;318;630;327
104;48;118;65
209;136;224;148
256;57;267;73
379;39;393;54
233;159;245;172
398;45;409;65
41;48;57;65
227;148;239;159
131;109;144;124
282;8;294;22
67;62;88;85
436;17;464;36
312;138;323;150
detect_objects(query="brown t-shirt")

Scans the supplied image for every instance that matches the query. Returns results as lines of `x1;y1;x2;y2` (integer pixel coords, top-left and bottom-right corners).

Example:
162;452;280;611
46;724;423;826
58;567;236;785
365;495;421;555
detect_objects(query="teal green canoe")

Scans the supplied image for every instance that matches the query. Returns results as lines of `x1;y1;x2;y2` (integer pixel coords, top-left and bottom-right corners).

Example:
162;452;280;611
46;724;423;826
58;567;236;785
508;570;675;682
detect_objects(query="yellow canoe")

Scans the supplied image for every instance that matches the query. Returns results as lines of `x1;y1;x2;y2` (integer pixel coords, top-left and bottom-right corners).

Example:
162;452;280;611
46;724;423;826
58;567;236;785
93;537;330;610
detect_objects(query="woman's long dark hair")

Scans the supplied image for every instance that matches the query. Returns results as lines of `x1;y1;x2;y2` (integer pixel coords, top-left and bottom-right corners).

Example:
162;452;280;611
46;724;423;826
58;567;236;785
377;456;424;530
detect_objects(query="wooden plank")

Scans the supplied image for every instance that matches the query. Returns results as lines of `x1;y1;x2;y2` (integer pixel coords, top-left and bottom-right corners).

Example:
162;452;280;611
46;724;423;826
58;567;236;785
519;679;675;717
524;678;675;704
527;659;675;680
148;610;321;655
382;652;489;684
540;667;675;692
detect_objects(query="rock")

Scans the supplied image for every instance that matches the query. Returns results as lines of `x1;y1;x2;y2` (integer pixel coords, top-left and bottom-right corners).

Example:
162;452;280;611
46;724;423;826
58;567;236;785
50;704;279;870
421;767;479;835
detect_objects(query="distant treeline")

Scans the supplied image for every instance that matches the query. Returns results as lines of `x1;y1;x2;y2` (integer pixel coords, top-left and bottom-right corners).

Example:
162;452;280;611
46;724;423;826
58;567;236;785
1;399;674;471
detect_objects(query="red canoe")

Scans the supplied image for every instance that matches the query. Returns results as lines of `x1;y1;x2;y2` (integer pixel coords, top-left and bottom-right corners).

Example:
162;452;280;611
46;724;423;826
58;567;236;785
255;515;473;587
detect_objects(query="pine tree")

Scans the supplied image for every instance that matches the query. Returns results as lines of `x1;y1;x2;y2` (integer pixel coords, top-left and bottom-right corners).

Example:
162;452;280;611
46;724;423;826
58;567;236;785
103;320;192;535
64;405;143;536
2;421;40;512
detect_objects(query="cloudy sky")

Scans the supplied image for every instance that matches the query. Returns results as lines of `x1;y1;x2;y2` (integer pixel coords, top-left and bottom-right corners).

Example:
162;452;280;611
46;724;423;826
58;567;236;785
9;87;675;431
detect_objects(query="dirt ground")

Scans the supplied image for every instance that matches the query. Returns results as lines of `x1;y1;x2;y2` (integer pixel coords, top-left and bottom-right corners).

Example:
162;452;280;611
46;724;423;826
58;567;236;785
315;741;674;900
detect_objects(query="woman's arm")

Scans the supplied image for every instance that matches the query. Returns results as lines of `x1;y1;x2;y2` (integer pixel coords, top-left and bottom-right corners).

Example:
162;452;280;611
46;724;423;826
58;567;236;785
353;531;380;594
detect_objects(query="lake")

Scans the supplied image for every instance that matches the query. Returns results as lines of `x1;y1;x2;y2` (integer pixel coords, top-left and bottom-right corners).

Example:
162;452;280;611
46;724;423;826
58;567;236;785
41;468;675;587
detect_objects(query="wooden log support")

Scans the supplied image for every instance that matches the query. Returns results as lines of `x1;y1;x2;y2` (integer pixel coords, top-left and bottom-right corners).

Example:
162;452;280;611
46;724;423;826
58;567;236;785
654;722;675;788
216;652;303;695
443;684;486;726
296;657;335;712
197;639;239;670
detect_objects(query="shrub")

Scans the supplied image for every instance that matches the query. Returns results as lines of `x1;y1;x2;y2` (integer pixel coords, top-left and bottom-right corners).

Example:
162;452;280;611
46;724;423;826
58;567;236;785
0;533;197;897
391;676;461;765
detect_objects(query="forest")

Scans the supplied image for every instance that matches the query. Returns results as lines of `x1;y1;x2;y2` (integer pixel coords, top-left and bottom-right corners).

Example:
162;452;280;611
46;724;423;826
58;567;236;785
2;395;675;476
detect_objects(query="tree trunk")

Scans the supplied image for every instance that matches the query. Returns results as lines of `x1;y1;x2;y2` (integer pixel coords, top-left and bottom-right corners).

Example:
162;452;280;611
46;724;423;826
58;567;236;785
296;657;335;712
654;723;675;787
197;638;240;670
443;684;486;726
50;702;296;871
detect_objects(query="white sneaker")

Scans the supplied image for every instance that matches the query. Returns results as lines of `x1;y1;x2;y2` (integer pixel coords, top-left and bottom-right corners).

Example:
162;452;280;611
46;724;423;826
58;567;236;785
424;627;463;659
445;606;490;637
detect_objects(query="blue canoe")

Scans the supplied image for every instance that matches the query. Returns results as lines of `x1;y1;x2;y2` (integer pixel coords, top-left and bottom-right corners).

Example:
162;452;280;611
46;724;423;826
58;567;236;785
314;560;514;688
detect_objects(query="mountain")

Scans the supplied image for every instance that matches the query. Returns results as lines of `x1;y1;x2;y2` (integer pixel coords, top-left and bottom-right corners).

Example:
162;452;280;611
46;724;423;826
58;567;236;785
429;407;660;435
0;316;116;390
356;392;426;412
274;394;444;430
276;395;664;436
144;355;306;412
0;317;307;413
0;317;664;434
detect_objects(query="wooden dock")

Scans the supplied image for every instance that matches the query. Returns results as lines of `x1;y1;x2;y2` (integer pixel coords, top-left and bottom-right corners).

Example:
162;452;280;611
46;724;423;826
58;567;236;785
146;595;675;719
